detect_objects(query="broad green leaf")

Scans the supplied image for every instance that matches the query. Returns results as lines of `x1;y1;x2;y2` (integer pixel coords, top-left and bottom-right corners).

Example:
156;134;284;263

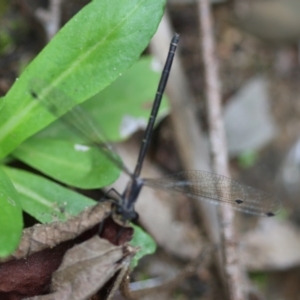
3;166;96;223
130;224;157;268
0;96;4;111
0;167;23;257
82;56;169;141
13;137;120;189
36;57;170;142
0;0;166;159
12;57;169;189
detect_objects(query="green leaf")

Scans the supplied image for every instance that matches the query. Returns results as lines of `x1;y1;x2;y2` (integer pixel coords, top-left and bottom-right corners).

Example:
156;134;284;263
238;150;258;168
130;224;157;268
249;272;269;291
0;167;23;257
12;57;169;189
3;166;96;223
83;56;169;141
36;57;170;142
0;96;4;112
0;0;166;159
13;137;120;189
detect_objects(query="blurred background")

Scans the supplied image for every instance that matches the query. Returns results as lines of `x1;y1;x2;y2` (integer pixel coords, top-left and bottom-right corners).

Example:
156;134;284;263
1;0;300;299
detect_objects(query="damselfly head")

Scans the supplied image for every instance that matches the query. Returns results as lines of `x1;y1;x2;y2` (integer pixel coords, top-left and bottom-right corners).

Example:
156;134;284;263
115;204;139;222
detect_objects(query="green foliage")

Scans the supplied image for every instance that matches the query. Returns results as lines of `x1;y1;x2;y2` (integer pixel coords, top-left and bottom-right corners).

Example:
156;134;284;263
34;57;169;143
249;271;269;291
0;0;167;257
238;150;258;168
0;28;13;54
0;0;166;158
13;137;120;189
130;224;157;268
3;166;95;223
0;0;9;17
0;167;23;257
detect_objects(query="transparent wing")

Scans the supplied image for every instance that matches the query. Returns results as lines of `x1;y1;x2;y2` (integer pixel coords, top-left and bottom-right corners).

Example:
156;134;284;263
143;170;281;217
29;79;132;177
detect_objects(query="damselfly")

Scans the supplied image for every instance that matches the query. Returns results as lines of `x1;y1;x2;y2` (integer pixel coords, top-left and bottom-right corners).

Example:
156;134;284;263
30;33;281;221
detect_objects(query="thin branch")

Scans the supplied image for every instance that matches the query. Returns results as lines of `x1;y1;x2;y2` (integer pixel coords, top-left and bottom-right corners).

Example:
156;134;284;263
197;0;246;299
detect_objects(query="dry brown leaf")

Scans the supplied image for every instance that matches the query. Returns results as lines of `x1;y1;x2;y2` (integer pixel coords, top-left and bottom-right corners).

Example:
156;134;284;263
25;237;137;300
0;202;112;263
0;202;133;300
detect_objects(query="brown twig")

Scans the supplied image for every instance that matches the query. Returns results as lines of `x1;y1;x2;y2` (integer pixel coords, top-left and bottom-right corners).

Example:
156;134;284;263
197;0;245;299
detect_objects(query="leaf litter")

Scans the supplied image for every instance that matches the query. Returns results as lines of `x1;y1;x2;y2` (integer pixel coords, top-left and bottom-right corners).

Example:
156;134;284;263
25;237;137;300
0;202;135;300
